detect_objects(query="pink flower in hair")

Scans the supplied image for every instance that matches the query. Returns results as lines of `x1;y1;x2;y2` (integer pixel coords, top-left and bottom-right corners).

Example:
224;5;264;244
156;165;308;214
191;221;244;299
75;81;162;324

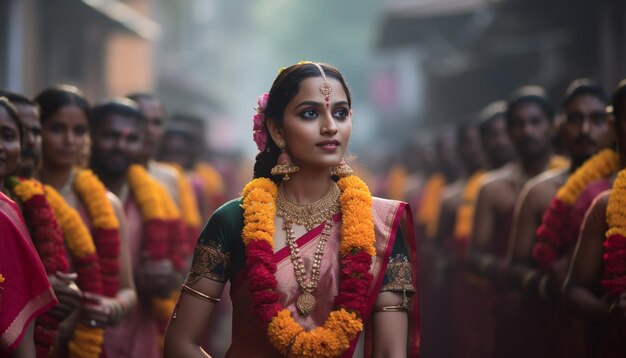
252;92;270;151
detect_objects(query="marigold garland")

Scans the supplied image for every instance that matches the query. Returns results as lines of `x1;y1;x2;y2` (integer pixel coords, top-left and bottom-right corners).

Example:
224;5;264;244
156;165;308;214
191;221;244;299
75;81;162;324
73;169;121;298
7;177;69;358
533;149;620;270
165;163;202;253
602;169;626;296
127;164;185;344
548;155;570;171
44;185;105;358
416;173;446;240
453;171;486;249
242;176;374;357
195;162;224;198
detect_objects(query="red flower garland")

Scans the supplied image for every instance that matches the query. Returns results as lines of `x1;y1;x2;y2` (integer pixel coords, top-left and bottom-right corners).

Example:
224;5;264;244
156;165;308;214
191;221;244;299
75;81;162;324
74;169;121;298
7;177;69;358
602;169;626;296
533;149;620;270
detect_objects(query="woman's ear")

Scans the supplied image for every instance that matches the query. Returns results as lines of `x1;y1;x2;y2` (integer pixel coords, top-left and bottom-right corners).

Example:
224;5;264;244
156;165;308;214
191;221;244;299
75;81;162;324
266;118;284;146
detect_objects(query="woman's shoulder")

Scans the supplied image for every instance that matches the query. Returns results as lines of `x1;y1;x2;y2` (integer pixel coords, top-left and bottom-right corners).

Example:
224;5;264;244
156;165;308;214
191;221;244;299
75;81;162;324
370;196;409;222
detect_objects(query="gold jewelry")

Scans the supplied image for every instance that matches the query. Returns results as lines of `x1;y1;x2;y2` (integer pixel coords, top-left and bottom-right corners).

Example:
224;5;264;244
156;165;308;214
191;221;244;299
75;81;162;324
330;158;354;177
276;183;340;315
271;139;299;181
276;182;340;231
311;63;333;107
181;284;221;303
373;290;409;313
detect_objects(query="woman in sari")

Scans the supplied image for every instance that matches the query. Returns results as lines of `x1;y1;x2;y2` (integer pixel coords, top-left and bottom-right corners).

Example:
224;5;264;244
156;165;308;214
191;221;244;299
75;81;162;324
34;85;137;356
0;97;57;356
164;62;419;357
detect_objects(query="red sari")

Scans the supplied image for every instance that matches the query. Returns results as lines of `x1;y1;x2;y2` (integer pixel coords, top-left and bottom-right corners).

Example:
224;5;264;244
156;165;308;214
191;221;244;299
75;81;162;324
0;191;57;354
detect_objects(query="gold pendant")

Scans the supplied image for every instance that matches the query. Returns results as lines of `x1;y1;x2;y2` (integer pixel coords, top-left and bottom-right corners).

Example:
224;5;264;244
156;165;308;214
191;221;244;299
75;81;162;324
296;292;316;316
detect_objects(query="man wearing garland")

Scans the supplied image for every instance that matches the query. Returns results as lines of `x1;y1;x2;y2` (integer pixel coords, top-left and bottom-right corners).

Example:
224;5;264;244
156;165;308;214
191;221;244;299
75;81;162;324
563;80;626;357
468;85;565;358
127;92;181;205
89;98;185;357
505;80;613;357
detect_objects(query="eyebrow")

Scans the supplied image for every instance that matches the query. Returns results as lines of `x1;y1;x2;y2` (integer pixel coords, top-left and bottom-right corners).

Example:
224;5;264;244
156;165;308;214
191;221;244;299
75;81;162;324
295;100;350;109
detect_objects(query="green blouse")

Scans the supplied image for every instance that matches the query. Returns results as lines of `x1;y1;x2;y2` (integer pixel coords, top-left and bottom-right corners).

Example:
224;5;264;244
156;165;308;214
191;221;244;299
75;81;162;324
189;199;414;294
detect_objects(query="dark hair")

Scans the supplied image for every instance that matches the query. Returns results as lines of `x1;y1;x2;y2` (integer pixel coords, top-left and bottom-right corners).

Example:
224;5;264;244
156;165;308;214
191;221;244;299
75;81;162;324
0;97;23;143
126;91;159;103
253;62;352;183
611;80;626;159
505;85;554;127
478;100;507;139
34;85;90;124
91;98;143;129
0;90;35;107
562;79;608;109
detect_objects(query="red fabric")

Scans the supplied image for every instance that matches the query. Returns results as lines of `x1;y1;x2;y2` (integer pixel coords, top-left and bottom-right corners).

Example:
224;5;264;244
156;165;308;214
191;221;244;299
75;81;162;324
0;192;57;354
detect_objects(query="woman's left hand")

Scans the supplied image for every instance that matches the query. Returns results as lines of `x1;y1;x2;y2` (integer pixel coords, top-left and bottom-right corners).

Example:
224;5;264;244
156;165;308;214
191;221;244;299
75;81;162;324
78;292;116;328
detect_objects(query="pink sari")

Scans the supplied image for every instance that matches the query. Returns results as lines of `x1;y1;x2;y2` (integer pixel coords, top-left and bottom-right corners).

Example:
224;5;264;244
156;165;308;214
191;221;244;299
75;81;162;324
226;197;418;357
0;191;57;354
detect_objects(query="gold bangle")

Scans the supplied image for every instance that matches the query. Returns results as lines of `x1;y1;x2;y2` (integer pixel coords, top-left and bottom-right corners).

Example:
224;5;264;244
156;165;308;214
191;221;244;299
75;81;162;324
181;284;221;303
372;305;409;313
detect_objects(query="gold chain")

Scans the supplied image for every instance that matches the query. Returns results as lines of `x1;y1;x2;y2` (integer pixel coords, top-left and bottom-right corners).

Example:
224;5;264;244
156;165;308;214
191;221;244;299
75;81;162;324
276;183;340;315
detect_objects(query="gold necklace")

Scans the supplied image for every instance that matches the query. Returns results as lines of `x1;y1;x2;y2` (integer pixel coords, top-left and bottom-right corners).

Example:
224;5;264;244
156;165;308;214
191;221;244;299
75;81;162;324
276;182;340;231
276;183;340;315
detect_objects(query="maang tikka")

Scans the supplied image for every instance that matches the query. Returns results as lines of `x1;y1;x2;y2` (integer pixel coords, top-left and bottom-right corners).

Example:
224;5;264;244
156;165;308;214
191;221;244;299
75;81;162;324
271;139;300;181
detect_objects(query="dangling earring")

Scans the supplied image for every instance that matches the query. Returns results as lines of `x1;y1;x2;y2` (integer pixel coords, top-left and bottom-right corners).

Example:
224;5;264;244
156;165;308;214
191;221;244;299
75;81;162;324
330;158;354;177
271;139;300;181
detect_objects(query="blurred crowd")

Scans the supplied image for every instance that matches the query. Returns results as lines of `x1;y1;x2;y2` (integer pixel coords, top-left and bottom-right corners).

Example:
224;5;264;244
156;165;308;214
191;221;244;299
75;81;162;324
376;79;626;358
0;86;236;357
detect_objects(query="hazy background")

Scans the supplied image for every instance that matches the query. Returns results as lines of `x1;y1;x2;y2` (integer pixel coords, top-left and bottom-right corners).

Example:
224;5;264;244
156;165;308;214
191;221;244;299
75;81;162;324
2;0;626;175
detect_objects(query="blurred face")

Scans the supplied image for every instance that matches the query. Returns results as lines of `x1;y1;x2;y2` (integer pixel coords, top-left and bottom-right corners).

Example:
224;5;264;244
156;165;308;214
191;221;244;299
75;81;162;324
91;115;143;176
458;126;485;172
508;102;554;159
136;98;165;160
269;77;352;172
41;105;89;169
482;116;515;168
436;132;459;177
15;104;41;177
561;94;612;161
0;107;21;179
160;133;192;168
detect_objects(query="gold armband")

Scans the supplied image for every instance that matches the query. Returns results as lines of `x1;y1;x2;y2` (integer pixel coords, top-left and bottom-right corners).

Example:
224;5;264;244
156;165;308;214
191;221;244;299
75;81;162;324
181;284;221;303
373;290;409;313
372;305;409;313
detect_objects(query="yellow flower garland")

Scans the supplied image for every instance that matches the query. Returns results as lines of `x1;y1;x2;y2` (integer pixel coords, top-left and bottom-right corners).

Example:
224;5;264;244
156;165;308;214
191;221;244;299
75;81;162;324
127;165;181;341
13;178;43;201
74;169;119;229
417;174;446;240
606;169;626;238
165;163;201;227
44;186;104;358
195;162;224;198
548;155;570;171
556;149;620;205
242;176;373;357
454;171;486;242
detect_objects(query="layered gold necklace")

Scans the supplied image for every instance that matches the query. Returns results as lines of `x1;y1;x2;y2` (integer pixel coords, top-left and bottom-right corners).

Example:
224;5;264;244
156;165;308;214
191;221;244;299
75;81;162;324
275;182;340;315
